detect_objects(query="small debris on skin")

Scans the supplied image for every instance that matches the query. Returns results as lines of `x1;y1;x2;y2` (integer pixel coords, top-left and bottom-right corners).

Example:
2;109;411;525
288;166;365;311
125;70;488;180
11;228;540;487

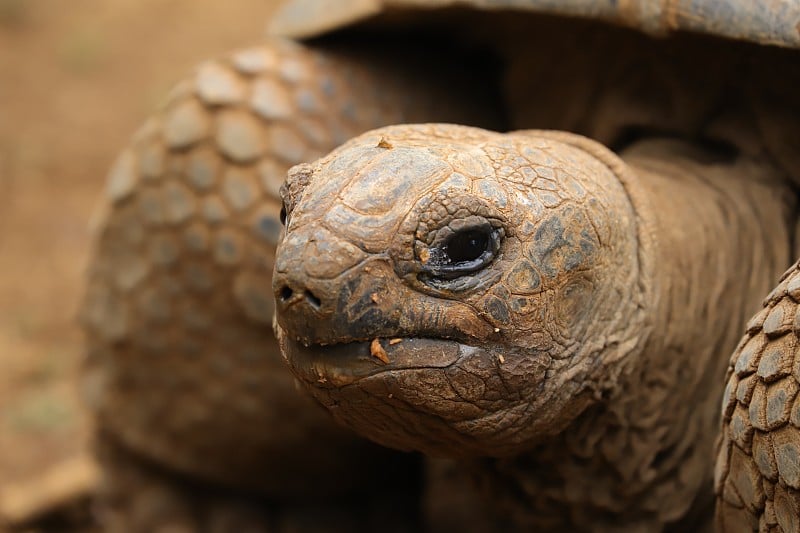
377;136;393;149
370;293;380;304
493;327;500;333
370;338;390;364
419;248;431;263
389;338;402;345
498;354;505;364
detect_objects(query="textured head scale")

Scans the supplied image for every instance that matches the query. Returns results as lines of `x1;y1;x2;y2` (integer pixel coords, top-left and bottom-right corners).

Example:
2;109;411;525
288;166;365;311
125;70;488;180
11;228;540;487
274;124;649;457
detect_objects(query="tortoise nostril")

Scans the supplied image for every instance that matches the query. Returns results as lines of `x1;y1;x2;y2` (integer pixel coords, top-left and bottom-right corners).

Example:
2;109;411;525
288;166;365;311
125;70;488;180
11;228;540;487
305;290;321;310
279;286;294;302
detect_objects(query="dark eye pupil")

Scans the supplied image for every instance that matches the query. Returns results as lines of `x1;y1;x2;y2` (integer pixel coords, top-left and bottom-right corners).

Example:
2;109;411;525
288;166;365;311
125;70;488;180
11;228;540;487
445;230;489;264
279;206;287;225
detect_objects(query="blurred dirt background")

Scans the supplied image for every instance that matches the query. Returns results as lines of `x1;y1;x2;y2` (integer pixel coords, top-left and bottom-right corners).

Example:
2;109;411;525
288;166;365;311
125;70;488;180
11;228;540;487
0;0;279;498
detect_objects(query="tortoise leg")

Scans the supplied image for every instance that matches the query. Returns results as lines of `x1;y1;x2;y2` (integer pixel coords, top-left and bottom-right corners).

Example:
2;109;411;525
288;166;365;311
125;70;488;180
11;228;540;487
716;261;800;533
81;38;502;531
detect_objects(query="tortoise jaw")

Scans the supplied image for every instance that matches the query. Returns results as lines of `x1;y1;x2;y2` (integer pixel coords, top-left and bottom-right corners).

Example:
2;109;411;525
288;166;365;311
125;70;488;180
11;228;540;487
279;330;543;457
278;331;469;387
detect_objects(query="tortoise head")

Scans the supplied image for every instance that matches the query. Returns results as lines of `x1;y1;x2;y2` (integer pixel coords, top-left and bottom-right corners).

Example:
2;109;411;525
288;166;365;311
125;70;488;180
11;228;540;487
273;124;647;457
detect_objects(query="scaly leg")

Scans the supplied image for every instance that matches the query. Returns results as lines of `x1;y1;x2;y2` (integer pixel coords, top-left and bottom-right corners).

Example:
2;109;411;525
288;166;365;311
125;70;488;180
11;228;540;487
716;259;800;533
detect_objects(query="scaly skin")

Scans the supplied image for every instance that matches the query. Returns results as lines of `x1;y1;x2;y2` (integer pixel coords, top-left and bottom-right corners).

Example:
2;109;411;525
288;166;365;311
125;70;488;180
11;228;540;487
716;259;800;532
274;124;794;531
81;38;500;530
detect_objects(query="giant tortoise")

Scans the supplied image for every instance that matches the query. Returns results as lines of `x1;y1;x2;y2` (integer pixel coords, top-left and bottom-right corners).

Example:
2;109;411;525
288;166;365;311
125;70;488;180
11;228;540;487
81;0;800;531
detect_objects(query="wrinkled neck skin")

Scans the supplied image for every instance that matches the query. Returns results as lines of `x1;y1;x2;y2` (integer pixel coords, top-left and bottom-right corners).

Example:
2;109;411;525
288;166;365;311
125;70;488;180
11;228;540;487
473;136;793;531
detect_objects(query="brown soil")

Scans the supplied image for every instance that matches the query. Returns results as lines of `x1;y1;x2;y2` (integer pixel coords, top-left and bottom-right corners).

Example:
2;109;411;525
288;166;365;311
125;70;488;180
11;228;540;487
0;0;278;503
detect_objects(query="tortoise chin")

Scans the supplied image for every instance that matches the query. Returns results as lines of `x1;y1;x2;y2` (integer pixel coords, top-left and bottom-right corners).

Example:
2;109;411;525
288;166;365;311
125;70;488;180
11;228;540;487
278;327;558;457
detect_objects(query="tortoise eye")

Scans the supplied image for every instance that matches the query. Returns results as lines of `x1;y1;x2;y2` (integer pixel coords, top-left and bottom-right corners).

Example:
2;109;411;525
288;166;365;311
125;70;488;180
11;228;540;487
279;205;287;225
421;224;501;281
444;229;490;264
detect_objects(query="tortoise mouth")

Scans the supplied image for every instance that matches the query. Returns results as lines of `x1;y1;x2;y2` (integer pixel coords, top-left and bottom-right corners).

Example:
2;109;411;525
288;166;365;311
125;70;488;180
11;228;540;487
279;332;478;387
279;332;537;457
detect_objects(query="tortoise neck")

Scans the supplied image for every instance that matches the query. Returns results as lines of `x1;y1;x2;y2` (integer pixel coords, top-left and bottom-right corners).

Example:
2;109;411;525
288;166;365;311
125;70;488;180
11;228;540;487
469;141;793;530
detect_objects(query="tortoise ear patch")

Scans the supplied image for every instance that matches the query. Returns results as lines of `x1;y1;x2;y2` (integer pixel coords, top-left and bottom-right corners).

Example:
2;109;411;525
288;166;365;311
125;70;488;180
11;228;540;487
528;209;598;279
